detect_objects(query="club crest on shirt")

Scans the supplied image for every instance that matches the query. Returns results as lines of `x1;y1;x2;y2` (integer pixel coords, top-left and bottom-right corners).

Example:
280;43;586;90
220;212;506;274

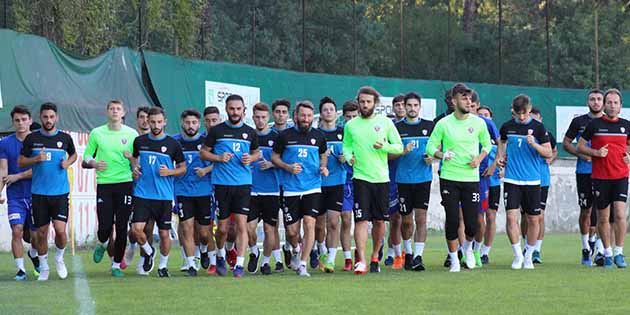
161;146;167;153
121;137;128;144
622;127;626;133
422;129;427;135
337;134;342;140
56;141;62;148
268;140;274;146
310;138;316;145
467;127;474;134
242;133;248;140
197;144;202;150
374;125;381;132
527;129;533;135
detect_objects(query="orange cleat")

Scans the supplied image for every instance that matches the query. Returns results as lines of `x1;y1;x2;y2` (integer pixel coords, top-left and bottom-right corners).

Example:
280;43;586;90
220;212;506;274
343;259;353;271
207;265;217;275
392;255;404;269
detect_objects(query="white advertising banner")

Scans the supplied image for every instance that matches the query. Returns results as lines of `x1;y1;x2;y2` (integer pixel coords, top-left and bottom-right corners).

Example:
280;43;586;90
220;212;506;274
205;81;261;125
556;106;630;142
377;97;437;120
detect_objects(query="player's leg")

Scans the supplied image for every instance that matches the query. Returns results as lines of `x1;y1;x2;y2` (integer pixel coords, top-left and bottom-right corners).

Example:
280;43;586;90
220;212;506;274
312;213;327;269
411;182;430;271
94;185;114;264
51;194;69;279
369;182;389;273
522;186;542;269
283;196;302;270
177;197;196;275
8;198;29;280
259;196;279;275
246;198;260;274
441;179;462;272
298;194;320;276
230;186;251;277
460;181;480;270
110;184;132;276
577;174;594;259
612;178;628;267
533;186;548;264
341;183;354;271
398;184;414;270
352;179;370;274
155;201;173;277
323;186;343;272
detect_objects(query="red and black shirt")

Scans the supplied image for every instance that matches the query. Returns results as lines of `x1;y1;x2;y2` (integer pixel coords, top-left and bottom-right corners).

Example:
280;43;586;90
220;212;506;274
581;116;630;180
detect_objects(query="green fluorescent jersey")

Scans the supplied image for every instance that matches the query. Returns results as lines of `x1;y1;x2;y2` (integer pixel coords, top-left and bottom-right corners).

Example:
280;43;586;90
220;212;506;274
425;113;491;182
343;114;403;183
84;124;138;184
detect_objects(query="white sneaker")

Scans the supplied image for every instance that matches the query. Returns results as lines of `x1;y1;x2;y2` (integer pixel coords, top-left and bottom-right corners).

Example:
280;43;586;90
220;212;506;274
465;249;476;269
137;256;148;275
38;269;50;281
511;255;524;270
523;256;535;269
125;245;135;265
449;261;461;272
56;260;68;279
297;265;311;277
290;253;300;271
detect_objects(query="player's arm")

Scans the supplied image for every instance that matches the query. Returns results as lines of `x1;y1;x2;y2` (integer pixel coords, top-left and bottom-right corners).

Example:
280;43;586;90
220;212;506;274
425;122;444;159
271;134;301;174
342;125;355;166
195;164;213;177
577;138;606;157
471;126;491;168
319;136;329;176
0;159;7;203
160;161;186;177
379;121;403;154
200;145;231;163
242;148;261;166
18;151;46;168
83;131;100;170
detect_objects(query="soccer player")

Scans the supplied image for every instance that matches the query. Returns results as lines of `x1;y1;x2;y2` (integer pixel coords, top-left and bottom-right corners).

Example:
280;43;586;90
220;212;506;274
578;88;629;268
172;109;214;276
203;106;222;133
272;100;328;277
248;102;284;275
563;89;606;265
527;107;557;264
433;89;455;124
85;100;138;277
340;100;359;271
19;102;77;281
384;94;405;269
425;83;491;272
0;105;39;281
129;107;186;277
136;106;150;135
343;86;403;274
498;95;552;270
392;92;434;271
201;94;260;278
477;106;502;264
317;97;347;273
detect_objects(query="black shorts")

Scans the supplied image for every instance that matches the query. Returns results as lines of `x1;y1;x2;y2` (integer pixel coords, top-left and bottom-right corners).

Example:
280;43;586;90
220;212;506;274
176;196;214;225
131;197;173;230
540;186;549;210
488;185;501;210
353;179;389;222
577;173;594;209
397;182;431;215
214;185;251;220
504;183;541;215
321;185;344;212
592;178;629;211
283;193;321;225
32;193;69;228
97;182;133;218
249;195;280;226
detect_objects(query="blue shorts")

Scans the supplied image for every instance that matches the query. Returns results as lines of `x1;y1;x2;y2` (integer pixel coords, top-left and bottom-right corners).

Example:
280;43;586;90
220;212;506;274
8;198;35;230
388;182;400;215
342;183;354;212
479;177;490;214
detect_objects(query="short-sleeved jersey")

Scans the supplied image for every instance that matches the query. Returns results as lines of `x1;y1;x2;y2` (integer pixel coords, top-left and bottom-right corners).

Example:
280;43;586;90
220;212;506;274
564;113;597;174
173;134;212;197
204;122;258;186
21;130;76;196
540;133;557;187
273;127;327;196
0;134;32;199
319;127;346;187
84;124;137;184
499;118;549;185
479;116;499;174
395;118;434;184
251;129;280;195
581;116;630;180
132;134;185;200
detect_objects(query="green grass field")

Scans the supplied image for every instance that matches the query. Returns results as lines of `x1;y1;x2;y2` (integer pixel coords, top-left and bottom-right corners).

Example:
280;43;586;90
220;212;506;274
1;233;630;315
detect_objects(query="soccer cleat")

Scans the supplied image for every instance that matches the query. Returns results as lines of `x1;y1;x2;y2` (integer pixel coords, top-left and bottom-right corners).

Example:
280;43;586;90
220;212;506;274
247;252;260;274
261;263;272;275
27;250;40;274
474;250;482;268
588;241;596;257
412;255;425;271
37;269;50;281
392;255;404;270
481;254;489;265
511;255;524;270
581;249;593;266
290;253;300;271
125;245;135;265
274;262;284;273
157;268;171;278
200;252;210;270
180;256;189;272
111;268;124;278
384;256;394;266
354;262;367;275
523;256;535;270
614;254;627;268
297;264;311;277
207;265;217;275
142;247;155;273
227;248;238;269
464;249;475;270
594;252;605;267
404;253;414;270
532;250;542;264
186;266;197;277
194;257;201;271
15;270;27;281
233;266;245;278
216;257;228;276
370;259;380;273
309;249;319;269
120;259;127;270
378;239;384;261
56;260;68;279
443;254;451;268
318;254;328;271
604;256;614;269
324;262;335;273
449;260;461;273
283;246;292;268
343;259;353;271
93;243;106;263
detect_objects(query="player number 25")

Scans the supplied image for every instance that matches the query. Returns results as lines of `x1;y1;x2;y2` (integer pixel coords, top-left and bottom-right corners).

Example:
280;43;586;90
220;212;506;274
298;148;308;158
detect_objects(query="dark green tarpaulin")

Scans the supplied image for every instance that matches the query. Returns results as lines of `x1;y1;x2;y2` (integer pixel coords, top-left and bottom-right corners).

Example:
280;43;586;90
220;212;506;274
0;29;153;133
